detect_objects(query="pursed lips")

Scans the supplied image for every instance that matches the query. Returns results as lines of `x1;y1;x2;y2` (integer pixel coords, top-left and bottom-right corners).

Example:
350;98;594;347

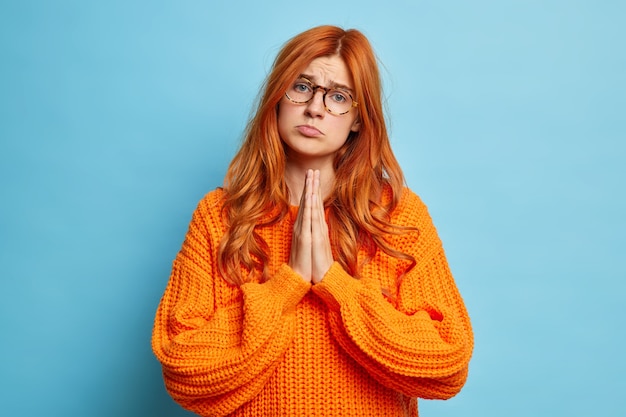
296;124;323;137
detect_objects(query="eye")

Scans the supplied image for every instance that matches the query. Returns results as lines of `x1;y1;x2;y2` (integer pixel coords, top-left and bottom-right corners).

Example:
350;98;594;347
293;81;312;93
328;90;350;104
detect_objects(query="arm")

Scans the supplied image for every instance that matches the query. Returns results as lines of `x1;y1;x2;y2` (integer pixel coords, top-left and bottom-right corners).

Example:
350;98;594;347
312;190;473;399
152;193;310;416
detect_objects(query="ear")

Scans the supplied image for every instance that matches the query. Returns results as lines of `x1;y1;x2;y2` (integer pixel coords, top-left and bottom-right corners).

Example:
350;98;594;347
350;118;361;132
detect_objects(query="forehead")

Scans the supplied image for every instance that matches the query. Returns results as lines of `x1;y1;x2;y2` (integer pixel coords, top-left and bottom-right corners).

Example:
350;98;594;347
300;55;354;88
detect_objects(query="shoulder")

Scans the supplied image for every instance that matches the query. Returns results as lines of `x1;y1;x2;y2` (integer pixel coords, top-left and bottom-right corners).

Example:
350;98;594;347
197;188;227;211
398;187;426;209
388;188;444;258
192;187;228;215
190;188;228;233
391;187;432;226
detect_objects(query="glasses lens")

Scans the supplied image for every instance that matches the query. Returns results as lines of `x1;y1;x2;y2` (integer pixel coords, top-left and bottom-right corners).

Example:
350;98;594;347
325;89;352;115
287;80;313;103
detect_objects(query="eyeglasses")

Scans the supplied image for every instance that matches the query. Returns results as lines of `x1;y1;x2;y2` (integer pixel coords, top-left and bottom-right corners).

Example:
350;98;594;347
285;77;358;115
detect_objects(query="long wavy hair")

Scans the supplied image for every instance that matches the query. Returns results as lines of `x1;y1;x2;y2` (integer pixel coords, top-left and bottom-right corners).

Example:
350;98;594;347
218;25;415;286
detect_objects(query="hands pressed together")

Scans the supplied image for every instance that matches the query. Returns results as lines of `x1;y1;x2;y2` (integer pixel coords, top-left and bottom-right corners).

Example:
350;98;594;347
289;169;334;284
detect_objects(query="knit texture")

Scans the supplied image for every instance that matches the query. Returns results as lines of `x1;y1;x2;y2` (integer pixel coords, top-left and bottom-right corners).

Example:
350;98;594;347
152;187;473;417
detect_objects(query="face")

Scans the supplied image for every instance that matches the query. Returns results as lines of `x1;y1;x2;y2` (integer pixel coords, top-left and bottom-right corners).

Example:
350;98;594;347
278;55;360;167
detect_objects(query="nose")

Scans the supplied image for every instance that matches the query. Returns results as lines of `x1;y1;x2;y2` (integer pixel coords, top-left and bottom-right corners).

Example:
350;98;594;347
304;89;326;118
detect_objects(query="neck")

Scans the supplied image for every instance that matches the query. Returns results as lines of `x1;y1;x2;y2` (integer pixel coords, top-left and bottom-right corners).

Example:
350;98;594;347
284;157;336;206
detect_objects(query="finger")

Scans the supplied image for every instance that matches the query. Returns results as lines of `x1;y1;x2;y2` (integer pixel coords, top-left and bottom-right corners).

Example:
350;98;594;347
311;170;327;233
293;170;311;228
294;170;309;217
302;170;313;232
300;169;312;207
312;169;320;198
310;171;333;283
312;170;325;224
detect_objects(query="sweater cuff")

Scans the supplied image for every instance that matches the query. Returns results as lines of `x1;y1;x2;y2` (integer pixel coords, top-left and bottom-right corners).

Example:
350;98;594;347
263;264;311;312
311;262;361;312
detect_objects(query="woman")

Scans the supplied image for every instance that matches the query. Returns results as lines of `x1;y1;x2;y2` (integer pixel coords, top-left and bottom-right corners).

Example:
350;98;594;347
152;25;473;417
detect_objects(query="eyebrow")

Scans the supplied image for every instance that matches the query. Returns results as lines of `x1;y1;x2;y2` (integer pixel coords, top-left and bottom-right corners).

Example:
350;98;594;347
298;73;354;92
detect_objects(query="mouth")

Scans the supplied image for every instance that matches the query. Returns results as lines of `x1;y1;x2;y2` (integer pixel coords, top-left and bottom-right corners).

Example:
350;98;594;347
296;124;323;137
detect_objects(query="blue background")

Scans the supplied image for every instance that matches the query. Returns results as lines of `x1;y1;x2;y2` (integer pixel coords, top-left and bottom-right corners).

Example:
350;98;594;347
1;1;624;416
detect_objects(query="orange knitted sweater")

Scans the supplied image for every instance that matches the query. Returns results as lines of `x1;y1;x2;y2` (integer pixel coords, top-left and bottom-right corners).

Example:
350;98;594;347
152;187;473;417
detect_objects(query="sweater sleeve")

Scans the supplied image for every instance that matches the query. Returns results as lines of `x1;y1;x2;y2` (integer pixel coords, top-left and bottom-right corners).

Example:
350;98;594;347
152;193;311;416
311;190;473;400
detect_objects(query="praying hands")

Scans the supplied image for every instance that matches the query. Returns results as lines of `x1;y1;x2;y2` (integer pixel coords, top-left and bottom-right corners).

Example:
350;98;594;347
289;169;334;284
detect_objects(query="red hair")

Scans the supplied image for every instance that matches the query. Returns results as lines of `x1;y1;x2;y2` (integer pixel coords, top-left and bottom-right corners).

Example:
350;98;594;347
219;25;415;285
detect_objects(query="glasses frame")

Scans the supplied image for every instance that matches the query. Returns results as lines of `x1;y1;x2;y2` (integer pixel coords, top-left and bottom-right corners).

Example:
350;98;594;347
284;78;359;116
